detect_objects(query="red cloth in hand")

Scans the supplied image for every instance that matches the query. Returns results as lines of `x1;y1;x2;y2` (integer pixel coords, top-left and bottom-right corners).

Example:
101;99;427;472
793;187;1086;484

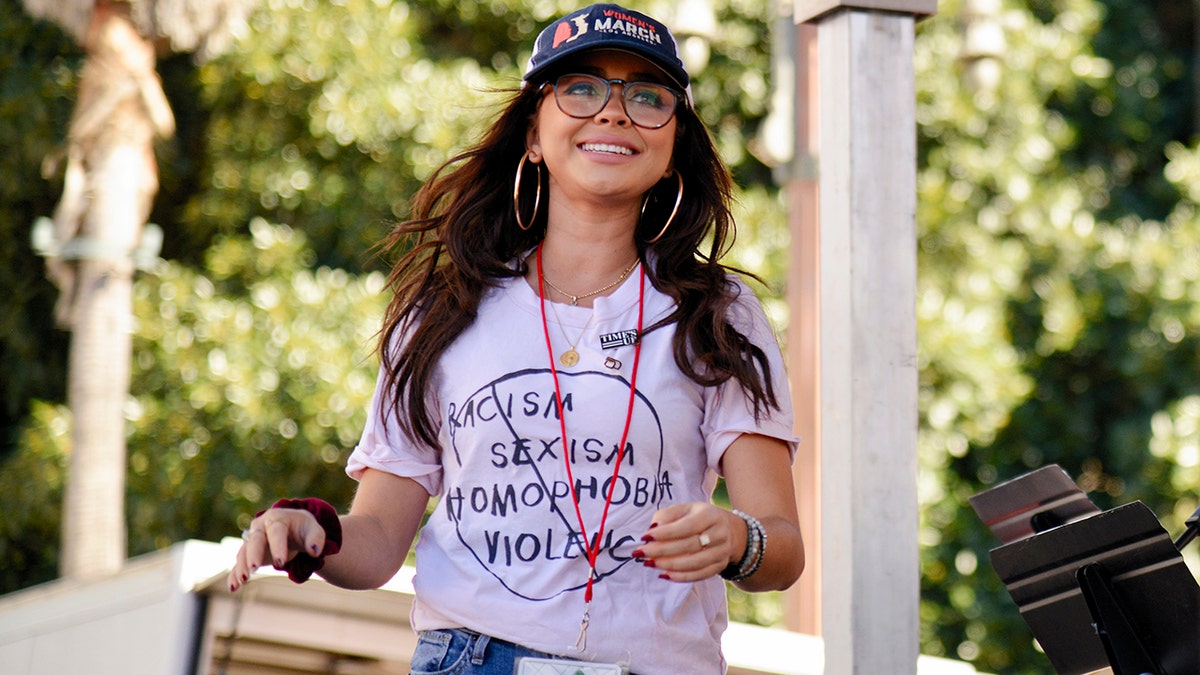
258;497;343;583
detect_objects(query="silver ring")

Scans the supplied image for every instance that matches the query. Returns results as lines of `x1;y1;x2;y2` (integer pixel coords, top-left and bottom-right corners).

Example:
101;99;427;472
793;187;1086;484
698;532;712;549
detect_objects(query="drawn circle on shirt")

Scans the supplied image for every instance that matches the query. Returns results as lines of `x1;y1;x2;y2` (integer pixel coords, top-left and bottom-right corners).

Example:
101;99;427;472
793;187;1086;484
444;368;666;601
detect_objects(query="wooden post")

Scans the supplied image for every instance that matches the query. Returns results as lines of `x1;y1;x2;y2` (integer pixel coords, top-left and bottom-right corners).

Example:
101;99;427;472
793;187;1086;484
792;0;934;671
783;20;822;637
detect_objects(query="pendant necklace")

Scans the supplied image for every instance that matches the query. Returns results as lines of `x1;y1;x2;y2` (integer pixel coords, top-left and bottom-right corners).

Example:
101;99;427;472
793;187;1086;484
548;300;593;367
536;243;645;654
543;258;640;306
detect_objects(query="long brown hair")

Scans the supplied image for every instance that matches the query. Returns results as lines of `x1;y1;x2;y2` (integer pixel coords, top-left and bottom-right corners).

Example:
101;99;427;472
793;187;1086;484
376;84;781;449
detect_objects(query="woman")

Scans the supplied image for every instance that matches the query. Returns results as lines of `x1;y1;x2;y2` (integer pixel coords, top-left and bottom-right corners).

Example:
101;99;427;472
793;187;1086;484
229;4;804;673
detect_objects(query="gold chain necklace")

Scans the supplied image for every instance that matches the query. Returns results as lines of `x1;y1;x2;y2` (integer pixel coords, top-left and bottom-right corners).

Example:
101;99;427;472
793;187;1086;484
548;302;593;367
542;258;640;306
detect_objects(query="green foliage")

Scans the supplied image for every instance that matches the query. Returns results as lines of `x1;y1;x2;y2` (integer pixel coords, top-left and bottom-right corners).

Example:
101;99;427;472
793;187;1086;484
179;0;779;271
917;0;1200;670
726;185;791;327
9;223;385;580
126;222;385;551
0;403;69;592
0;0;76;455
1054;0;1191;222
184;0;497;269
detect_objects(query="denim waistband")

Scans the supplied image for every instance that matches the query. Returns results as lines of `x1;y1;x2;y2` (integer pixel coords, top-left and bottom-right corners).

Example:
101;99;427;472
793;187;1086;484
413;627;636;674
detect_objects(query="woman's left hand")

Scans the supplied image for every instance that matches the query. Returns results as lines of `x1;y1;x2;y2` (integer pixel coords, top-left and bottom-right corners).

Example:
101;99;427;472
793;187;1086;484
633;501;742;582
634;433;804;590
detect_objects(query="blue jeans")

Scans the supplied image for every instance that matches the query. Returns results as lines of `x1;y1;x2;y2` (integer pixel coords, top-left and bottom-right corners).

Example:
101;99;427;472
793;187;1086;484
408;628;567;675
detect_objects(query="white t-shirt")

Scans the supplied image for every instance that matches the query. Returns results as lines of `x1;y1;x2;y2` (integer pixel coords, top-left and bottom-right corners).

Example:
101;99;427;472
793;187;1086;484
347;265;797;674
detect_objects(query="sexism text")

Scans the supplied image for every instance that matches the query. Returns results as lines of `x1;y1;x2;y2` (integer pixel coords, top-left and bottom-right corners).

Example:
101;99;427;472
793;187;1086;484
443;369;667;601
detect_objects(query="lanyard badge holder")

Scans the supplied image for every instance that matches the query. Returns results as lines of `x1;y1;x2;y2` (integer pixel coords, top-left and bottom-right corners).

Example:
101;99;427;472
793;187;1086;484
514;657;626;675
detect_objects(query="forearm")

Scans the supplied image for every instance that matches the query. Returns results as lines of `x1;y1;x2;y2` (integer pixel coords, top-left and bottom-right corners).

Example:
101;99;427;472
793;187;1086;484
318;469;430;590
316;512;414;590
720;432;805;592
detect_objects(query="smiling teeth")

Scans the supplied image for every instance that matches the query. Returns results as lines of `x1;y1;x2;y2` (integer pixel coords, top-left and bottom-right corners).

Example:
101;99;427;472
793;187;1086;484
581;143;633;155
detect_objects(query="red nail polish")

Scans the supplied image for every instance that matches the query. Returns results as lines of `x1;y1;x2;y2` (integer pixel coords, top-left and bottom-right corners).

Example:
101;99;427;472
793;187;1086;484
658;573;671;581
643;560;657;568
649;522;658;529
631;549;645;559
641;534;655;543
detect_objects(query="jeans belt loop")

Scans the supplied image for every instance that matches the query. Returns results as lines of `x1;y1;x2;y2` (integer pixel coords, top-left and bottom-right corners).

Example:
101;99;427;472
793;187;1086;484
470;632;490;665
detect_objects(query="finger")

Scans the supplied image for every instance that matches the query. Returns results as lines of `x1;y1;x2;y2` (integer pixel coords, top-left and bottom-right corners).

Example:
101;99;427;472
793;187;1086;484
644;543;729;582
647;531;729;567
231;528;268;591
636;504;735;574
641;506;694;547
646;503;691;530
228;545;248;591
644;503;715;546
300;516;327;558
241;526;269;571
655;560;728;583
264;516;294;568
653;531;730;573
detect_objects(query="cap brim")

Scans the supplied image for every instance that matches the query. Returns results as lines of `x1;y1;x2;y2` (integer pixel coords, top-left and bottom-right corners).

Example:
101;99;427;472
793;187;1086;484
524;43;689;92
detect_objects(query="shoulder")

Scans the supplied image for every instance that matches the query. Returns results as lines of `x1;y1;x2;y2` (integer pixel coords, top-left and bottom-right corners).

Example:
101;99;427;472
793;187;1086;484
718;273;787;351
722;272;768;317
723;271;757;298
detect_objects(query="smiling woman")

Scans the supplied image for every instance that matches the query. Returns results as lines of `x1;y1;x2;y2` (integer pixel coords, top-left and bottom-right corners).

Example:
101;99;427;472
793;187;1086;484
226;5;805;675
526;49;679;215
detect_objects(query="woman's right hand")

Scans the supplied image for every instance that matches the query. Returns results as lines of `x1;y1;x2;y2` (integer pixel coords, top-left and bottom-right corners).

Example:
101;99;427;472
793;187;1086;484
227;506;331;592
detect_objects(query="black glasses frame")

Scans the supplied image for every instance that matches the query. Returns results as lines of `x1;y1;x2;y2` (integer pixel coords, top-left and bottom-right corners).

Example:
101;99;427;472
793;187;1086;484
545;74;683;130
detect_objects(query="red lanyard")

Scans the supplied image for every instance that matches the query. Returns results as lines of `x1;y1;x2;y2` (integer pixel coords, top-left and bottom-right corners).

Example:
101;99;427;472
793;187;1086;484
536;243;644;609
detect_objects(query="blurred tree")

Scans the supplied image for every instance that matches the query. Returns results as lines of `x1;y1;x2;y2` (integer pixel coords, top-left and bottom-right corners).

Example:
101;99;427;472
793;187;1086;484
131;222;388;551
916;0;1198;671
180;0;782;271
10;223;385;586
20;0;258;579
0;0;75;463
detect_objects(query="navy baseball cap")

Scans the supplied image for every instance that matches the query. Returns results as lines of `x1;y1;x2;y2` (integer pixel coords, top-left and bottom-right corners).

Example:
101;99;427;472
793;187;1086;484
523;4;691;94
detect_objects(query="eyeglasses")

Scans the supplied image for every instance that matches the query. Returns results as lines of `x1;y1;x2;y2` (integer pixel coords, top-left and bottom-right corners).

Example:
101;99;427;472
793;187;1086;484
546;73;681;130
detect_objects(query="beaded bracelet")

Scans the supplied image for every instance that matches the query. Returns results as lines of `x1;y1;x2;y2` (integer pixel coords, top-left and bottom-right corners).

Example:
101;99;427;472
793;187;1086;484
741;515;767;579
720;509;767;582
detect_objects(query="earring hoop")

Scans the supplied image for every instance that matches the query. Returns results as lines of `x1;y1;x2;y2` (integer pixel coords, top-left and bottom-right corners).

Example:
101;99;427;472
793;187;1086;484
513;154;542;231
643;170;683;244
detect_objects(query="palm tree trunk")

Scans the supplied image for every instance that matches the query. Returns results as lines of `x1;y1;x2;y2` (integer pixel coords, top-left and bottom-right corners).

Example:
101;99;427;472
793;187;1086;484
58;0;170;579
61;265;135;578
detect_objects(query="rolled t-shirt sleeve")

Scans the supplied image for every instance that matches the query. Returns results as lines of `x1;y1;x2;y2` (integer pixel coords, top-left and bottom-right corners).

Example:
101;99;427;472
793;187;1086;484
701;280;799;472
346;366;443;496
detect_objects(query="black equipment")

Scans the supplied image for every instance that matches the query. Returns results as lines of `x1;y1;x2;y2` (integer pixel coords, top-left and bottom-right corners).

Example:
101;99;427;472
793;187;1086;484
970;465;1200;675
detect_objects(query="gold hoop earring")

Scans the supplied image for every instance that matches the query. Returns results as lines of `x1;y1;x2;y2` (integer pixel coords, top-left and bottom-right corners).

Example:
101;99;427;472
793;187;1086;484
643;170;683;244
513;154;542;231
